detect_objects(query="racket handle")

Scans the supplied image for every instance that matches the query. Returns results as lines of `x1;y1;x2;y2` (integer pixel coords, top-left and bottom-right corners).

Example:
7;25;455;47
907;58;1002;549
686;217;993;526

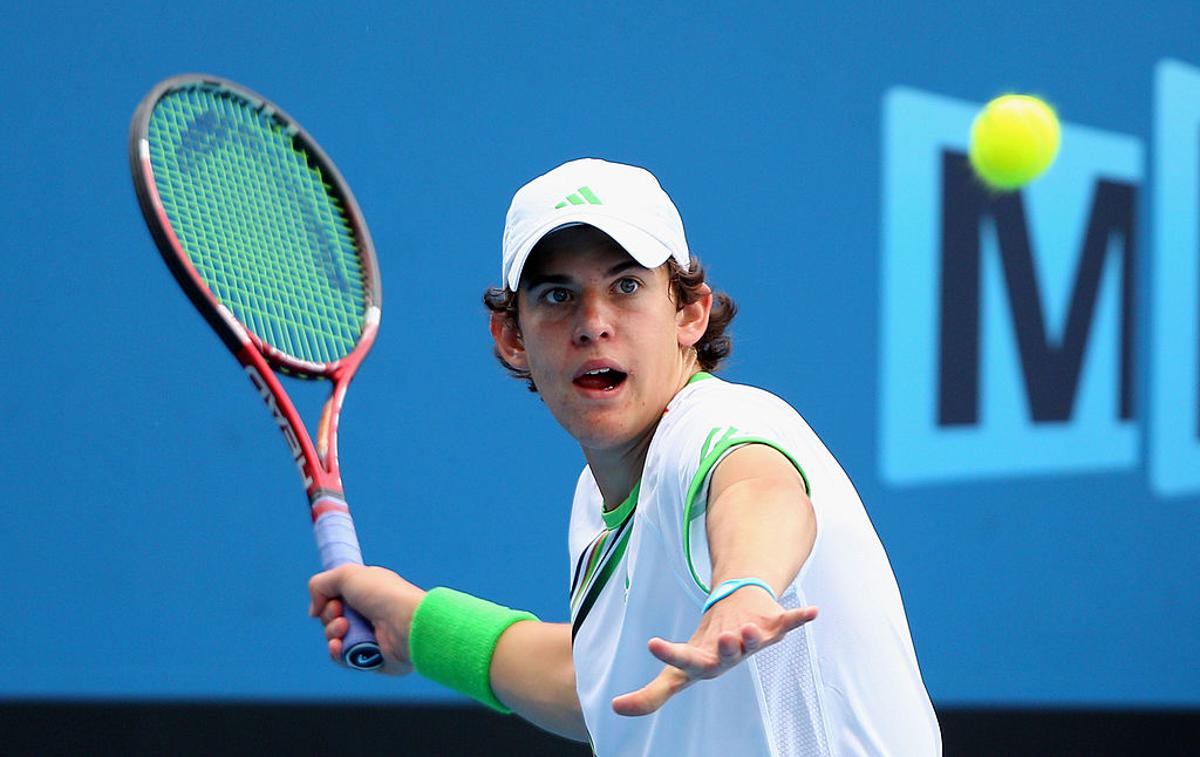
311;494;384;671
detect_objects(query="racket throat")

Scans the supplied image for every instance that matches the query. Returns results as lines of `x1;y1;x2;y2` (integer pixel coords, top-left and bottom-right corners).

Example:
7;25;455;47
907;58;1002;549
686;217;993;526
316;379;351;473
317;400;334;463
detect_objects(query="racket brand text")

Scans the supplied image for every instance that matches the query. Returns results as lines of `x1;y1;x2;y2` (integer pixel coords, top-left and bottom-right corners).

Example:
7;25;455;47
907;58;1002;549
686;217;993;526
245;364;315;489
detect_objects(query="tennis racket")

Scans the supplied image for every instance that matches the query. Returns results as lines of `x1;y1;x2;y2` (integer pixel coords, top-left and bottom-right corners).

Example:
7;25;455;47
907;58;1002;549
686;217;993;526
129;73;384;670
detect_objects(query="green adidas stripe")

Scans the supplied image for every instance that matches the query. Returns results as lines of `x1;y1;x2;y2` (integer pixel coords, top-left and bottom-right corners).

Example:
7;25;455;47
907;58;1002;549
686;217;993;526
553;185;603;209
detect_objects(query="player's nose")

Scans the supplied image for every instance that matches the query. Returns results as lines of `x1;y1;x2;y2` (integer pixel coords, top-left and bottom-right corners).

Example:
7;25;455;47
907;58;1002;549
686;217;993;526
572;291;613;346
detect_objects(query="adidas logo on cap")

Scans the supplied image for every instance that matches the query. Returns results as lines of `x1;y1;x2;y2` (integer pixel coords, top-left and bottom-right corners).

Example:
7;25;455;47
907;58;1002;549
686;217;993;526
554;186;603;209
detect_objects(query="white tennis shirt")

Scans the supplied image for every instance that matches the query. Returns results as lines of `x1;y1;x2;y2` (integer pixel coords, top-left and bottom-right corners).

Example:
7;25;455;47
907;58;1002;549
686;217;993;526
567;374;940;756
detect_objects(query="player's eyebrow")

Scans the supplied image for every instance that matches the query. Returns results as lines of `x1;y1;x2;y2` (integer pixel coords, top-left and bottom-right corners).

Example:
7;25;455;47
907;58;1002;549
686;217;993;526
522;259;649;290
605;260;649;277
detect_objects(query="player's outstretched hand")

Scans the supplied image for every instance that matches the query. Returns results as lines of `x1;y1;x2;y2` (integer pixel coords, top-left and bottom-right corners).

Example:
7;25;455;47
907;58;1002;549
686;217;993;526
610;589;817;717
308;565;427;675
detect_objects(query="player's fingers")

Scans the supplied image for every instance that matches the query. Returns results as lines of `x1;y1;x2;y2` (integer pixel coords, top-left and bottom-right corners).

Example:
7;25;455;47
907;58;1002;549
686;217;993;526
716;630;743;663
327;636;344;664
324;615;349;641
611;666;689;717
651;634;744;677
752;606;818;647
308;565;355;607
776;605;818;634
308;569;335;598
320;598;344;625
307;572;338;613
647;637;716;674
741;623;765;651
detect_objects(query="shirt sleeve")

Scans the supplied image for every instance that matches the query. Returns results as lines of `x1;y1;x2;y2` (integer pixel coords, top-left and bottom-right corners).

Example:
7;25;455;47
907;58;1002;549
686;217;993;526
648;384;812;596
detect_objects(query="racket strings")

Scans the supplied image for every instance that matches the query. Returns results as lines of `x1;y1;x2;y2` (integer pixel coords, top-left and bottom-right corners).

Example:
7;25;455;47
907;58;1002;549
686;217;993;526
191;90;364;358
148;84;367;365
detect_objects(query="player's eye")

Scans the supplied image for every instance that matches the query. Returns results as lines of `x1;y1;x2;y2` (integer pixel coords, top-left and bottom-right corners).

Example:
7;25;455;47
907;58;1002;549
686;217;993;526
539;287;573;304
615;277;641;295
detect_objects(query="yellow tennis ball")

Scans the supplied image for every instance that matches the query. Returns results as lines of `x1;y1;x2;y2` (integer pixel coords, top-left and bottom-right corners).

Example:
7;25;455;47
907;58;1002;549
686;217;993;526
968;94;1061;191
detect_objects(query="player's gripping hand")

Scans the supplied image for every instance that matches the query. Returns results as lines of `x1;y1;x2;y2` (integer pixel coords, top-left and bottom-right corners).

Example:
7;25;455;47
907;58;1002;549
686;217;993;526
308;565;427;675
610;587;817;716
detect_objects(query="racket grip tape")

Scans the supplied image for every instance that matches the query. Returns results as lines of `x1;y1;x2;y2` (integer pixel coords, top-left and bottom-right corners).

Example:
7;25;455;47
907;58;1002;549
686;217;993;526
311;495;384;671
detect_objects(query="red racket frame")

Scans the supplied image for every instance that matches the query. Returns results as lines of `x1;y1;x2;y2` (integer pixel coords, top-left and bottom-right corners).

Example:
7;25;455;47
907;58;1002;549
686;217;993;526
129;73;384;670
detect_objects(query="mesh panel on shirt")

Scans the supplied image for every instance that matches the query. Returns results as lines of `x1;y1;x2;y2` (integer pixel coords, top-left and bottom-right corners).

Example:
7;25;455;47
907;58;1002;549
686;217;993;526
753;587;831;756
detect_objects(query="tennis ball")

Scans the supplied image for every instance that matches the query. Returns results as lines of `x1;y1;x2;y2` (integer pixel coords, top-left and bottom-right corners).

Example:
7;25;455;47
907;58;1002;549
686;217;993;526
968;94;1060;191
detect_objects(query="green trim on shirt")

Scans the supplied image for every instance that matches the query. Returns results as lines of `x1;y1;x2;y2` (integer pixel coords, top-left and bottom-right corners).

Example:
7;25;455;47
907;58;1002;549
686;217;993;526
687;371;714;386
682;430;812;594
601;480;640;530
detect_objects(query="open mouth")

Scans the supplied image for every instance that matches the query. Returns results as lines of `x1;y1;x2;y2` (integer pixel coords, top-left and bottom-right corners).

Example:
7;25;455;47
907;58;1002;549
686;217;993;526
572;367;628;392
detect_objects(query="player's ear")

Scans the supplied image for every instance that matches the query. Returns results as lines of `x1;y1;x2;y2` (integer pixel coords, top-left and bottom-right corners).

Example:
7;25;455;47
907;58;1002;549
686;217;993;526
677;283;712;349
490;311;529;370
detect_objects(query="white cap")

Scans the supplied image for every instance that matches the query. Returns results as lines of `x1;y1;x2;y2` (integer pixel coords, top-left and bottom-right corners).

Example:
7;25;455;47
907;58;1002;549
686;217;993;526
501;158;690;290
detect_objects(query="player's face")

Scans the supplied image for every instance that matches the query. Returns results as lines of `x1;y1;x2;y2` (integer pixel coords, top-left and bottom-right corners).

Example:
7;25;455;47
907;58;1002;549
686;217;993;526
500;227;708;452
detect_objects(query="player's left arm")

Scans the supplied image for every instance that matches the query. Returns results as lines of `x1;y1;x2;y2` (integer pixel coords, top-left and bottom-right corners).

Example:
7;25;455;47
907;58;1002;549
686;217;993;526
611;443;818;716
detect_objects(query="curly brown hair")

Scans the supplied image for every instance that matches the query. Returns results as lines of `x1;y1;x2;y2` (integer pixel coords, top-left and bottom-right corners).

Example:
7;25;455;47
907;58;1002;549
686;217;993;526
483;254;736;392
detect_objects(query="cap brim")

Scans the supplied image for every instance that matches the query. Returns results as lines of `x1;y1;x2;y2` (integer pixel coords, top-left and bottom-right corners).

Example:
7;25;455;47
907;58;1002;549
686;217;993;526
505;211;687;290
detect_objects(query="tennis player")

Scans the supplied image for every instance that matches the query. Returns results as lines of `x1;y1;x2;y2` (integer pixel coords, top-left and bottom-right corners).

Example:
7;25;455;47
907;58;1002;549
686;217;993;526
309;158;941;755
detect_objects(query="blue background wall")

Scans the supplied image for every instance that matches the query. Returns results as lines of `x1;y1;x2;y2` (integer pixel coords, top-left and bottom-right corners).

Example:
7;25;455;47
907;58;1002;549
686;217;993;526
2;2;1196;706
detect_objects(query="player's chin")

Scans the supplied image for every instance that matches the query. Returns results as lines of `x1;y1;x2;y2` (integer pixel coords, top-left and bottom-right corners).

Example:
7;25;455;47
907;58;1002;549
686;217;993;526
568;413;645;450
550;382;629;426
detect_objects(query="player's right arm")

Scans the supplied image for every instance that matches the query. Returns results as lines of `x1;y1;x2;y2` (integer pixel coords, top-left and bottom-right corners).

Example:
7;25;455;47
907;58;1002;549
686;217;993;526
489;618;586;740
308;565;588;742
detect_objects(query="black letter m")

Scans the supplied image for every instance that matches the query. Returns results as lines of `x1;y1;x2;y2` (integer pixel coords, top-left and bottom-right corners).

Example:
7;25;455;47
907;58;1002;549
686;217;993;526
937;152;1136;426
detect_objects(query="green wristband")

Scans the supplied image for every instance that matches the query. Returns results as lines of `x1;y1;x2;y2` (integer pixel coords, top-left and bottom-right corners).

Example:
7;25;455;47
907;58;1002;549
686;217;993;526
408;587;538;713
